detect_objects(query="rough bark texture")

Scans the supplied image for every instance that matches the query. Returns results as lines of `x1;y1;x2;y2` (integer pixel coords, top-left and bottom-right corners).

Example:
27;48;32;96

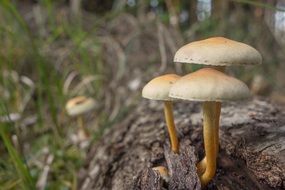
134;167;163;190
164;139;200;190
133;139;200;190
78;98;285;190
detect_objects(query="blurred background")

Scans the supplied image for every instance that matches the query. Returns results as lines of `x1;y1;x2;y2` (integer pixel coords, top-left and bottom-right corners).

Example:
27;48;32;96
0;0;285;189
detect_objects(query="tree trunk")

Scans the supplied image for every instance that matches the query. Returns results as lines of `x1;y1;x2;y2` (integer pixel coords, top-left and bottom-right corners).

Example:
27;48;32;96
78;98;285;190
189;0;197;25
212;0;230;19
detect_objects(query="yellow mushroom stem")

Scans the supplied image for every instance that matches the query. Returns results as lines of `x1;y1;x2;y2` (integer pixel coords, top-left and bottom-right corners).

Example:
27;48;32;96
200;101;217;187
211;66;226;72
197;102;221;175
163;101;179;154
215;102;221;155
77;116;89;139
196;156;207;176
197;64;224;176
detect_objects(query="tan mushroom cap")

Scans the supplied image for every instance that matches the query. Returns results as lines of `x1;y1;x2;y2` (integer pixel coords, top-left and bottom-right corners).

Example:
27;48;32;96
152;166;170;182
174;37;262;66
66;96;96;116
142;74;180;101
169;68;251;102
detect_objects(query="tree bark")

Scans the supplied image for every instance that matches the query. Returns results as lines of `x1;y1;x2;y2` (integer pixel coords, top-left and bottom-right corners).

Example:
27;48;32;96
78;98;285;190
189;0;197;25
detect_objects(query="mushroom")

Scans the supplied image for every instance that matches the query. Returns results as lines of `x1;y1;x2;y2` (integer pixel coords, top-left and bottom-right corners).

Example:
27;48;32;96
173;36;262;174
174;37;261;67
169;68;251;186
142;74;180;153
65;96;96;141
152;166;170;182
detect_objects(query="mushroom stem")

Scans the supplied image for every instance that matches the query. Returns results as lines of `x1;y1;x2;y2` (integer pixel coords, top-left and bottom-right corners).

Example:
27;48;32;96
215;102;221;156
197;67;224;176
196;157;207;175
163;101;179;153
197;102;221;175
77;116;89;140
200;101;217;187
211;66;226;72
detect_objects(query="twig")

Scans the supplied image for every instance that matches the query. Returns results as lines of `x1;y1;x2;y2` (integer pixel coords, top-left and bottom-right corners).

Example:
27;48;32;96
36;154;54;190
64;71;79;95
71;75;102;96
157;21;167;73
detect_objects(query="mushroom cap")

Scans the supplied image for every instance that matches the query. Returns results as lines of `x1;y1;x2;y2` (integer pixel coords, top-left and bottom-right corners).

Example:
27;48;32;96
174;37;262;66
152;166;170;182
142;74;181;101
169;68;251;102
66;96;96;116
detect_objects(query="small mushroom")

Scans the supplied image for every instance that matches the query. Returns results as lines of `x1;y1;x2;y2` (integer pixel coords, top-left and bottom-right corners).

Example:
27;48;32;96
173;36;262;174
169;68;251;186
65;96;96;141
152;166;170;182
142;74;180;153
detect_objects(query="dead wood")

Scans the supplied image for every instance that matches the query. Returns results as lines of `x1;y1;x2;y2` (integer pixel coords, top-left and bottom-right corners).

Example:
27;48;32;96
78;98;285;190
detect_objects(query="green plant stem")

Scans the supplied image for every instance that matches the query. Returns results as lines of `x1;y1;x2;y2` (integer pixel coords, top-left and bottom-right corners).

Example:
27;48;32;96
0;125;35;190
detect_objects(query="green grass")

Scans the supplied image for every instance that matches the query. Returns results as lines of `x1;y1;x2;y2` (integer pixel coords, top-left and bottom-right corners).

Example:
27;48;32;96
0;1;107;189
0;122;35;190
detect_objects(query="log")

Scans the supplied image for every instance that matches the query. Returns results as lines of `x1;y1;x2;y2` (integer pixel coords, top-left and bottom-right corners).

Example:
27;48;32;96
133;139;200;190
78;98;285;190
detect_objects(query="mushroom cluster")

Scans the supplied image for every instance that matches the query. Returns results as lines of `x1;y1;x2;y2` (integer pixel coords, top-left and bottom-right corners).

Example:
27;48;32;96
142;37;262;186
